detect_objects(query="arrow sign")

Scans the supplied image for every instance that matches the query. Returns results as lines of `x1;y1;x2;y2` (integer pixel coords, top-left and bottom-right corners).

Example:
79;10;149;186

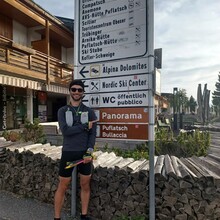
79;66;89;78
83;91;148;108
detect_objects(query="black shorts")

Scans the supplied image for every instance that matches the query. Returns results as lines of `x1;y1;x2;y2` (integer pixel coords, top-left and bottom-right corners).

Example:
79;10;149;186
59;151;93;177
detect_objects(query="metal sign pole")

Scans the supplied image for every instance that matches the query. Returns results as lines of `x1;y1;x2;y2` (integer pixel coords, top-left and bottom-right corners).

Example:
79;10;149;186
71;167;77;217
148;0;155;219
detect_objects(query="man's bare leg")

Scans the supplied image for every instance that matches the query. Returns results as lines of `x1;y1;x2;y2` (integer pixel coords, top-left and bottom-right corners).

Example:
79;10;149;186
54;176;71;218
80;174;91;215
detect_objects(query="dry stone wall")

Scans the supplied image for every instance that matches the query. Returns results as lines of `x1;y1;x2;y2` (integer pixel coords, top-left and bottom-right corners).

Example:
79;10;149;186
0;136;220;219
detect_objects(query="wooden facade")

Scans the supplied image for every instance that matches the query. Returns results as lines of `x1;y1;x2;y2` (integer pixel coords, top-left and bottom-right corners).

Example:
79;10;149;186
0;0;74;129
0;0;74;86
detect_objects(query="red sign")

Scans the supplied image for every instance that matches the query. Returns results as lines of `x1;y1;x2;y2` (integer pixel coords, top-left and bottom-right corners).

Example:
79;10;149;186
96;124;148;141
94;107;148;123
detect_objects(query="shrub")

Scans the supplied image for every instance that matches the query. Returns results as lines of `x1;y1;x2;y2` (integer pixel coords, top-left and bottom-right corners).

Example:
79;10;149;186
8;131;21;142
155;128;210;157
101;143;149;160
1;130;21;142
2;130;10;141
21;118;46;144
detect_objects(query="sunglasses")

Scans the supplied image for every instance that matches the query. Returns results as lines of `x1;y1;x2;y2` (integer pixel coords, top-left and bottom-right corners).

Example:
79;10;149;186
70;88;84;93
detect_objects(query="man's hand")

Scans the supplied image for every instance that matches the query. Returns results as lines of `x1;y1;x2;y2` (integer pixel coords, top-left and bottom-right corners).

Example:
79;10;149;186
88;120;98;129
83;147;94;164
83;156;93;164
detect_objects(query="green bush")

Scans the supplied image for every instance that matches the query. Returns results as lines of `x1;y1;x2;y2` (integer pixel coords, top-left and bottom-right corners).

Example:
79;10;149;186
2;130;10;141
96;128;210;159
1;130;21;142
155;128;210;157
101;143;149;160
21;118;46;144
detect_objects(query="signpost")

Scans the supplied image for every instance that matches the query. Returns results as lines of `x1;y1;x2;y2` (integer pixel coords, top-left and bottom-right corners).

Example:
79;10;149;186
74;0;155;218
82;74;149;93
76;58;148;79
78;0;147;64
75;0;149;140
94;107;148;123
96;123;148;140
94;107;149;141
83;91;148;108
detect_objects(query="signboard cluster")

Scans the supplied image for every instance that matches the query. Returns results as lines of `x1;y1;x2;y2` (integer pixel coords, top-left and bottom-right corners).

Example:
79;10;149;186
74;0;149;141
78;0;147;64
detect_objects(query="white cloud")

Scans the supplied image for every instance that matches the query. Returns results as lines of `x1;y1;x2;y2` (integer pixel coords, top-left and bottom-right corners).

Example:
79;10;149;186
155;0;220;99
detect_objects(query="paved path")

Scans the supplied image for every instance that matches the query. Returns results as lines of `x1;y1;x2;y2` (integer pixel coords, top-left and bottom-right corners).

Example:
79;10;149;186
209;122;220;155
0;190;75;220
209;131;220;156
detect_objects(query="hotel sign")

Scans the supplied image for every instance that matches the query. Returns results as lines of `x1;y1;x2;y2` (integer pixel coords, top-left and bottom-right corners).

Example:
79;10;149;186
0;85;7;130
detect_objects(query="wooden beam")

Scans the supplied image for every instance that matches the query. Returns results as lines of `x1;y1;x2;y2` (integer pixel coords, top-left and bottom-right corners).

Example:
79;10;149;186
11;42;36;55
0;62;46;81
46;20;50;84
50;24;73;43
4;0;46;26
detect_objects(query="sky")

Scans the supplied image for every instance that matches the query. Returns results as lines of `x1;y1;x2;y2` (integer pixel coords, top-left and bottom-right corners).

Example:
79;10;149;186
34;0;220;101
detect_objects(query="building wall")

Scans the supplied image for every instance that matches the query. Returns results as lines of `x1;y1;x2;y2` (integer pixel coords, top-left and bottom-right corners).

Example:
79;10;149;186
66;47;74;65
0;2;73;130
13;21;28;46
12;19;74;63
61;47;67;63
27;27;42;47
0;13;12;39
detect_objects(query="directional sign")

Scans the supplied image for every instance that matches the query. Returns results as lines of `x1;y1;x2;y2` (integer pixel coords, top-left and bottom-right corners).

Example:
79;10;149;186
94;107;148;123
83;74;149;93
82;91;148;108
79;66;89;78
96;124;148;141
76;57;148;79
74;0;152;142
78;0;147;64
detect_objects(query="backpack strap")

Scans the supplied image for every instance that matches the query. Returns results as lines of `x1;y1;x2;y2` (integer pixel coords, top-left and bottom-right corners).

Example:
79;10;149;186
65;107;73;127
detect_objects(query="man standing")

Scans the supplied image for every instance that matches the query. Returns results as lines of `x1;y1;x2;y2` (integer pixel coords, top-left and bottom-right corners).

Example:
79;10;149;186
54;79;97;220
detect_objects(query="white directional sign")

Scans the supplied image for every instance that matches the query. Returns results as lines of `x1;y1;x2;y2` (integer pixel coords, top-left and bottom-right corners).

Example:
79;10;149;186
78;0;147;64
82;91;148;108
83;74;149;93
76;57;148;79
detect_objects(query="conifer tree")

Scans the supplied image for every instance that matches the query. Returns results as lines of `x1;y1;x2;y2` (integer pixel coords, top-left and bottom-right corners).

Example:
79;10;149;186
188;96;197;113
212;73;220;116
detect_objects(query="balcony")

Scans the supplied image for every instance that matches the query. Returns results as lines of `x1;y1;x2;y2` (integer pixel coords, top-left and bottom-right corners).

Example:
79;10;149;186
0;35;73;87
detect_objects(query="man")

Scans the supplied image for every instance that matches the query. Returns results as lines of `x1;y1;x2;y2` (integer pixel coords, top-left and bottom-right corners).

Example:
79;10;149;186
54;79;97;220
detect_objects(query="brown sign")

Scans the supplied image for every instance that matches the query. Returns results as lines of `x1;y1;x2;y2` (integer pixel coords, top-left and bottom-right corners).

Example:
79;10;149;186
94;107;148;123
96;124;148;141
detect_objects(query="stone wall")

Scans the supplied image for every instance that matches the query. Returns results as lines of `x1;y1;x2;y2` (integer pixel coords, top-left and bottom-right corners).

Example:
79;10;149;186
0;138;220;219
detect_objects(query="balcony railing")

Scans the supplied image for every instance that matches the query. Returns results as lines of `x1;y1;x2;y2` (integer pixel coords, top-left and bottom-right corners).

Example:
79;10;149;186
0;35;73;86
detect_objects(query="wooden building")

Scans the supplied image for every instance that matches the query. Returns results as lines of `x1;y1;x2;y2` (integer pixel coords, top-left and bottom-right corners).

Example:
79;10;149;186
0;0;74;130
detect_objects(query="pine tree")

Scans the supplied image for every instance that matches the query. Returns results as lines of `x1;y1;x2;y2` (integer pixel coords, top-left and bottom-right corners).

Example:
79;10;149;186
188;96;197;113
212;73;220;116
